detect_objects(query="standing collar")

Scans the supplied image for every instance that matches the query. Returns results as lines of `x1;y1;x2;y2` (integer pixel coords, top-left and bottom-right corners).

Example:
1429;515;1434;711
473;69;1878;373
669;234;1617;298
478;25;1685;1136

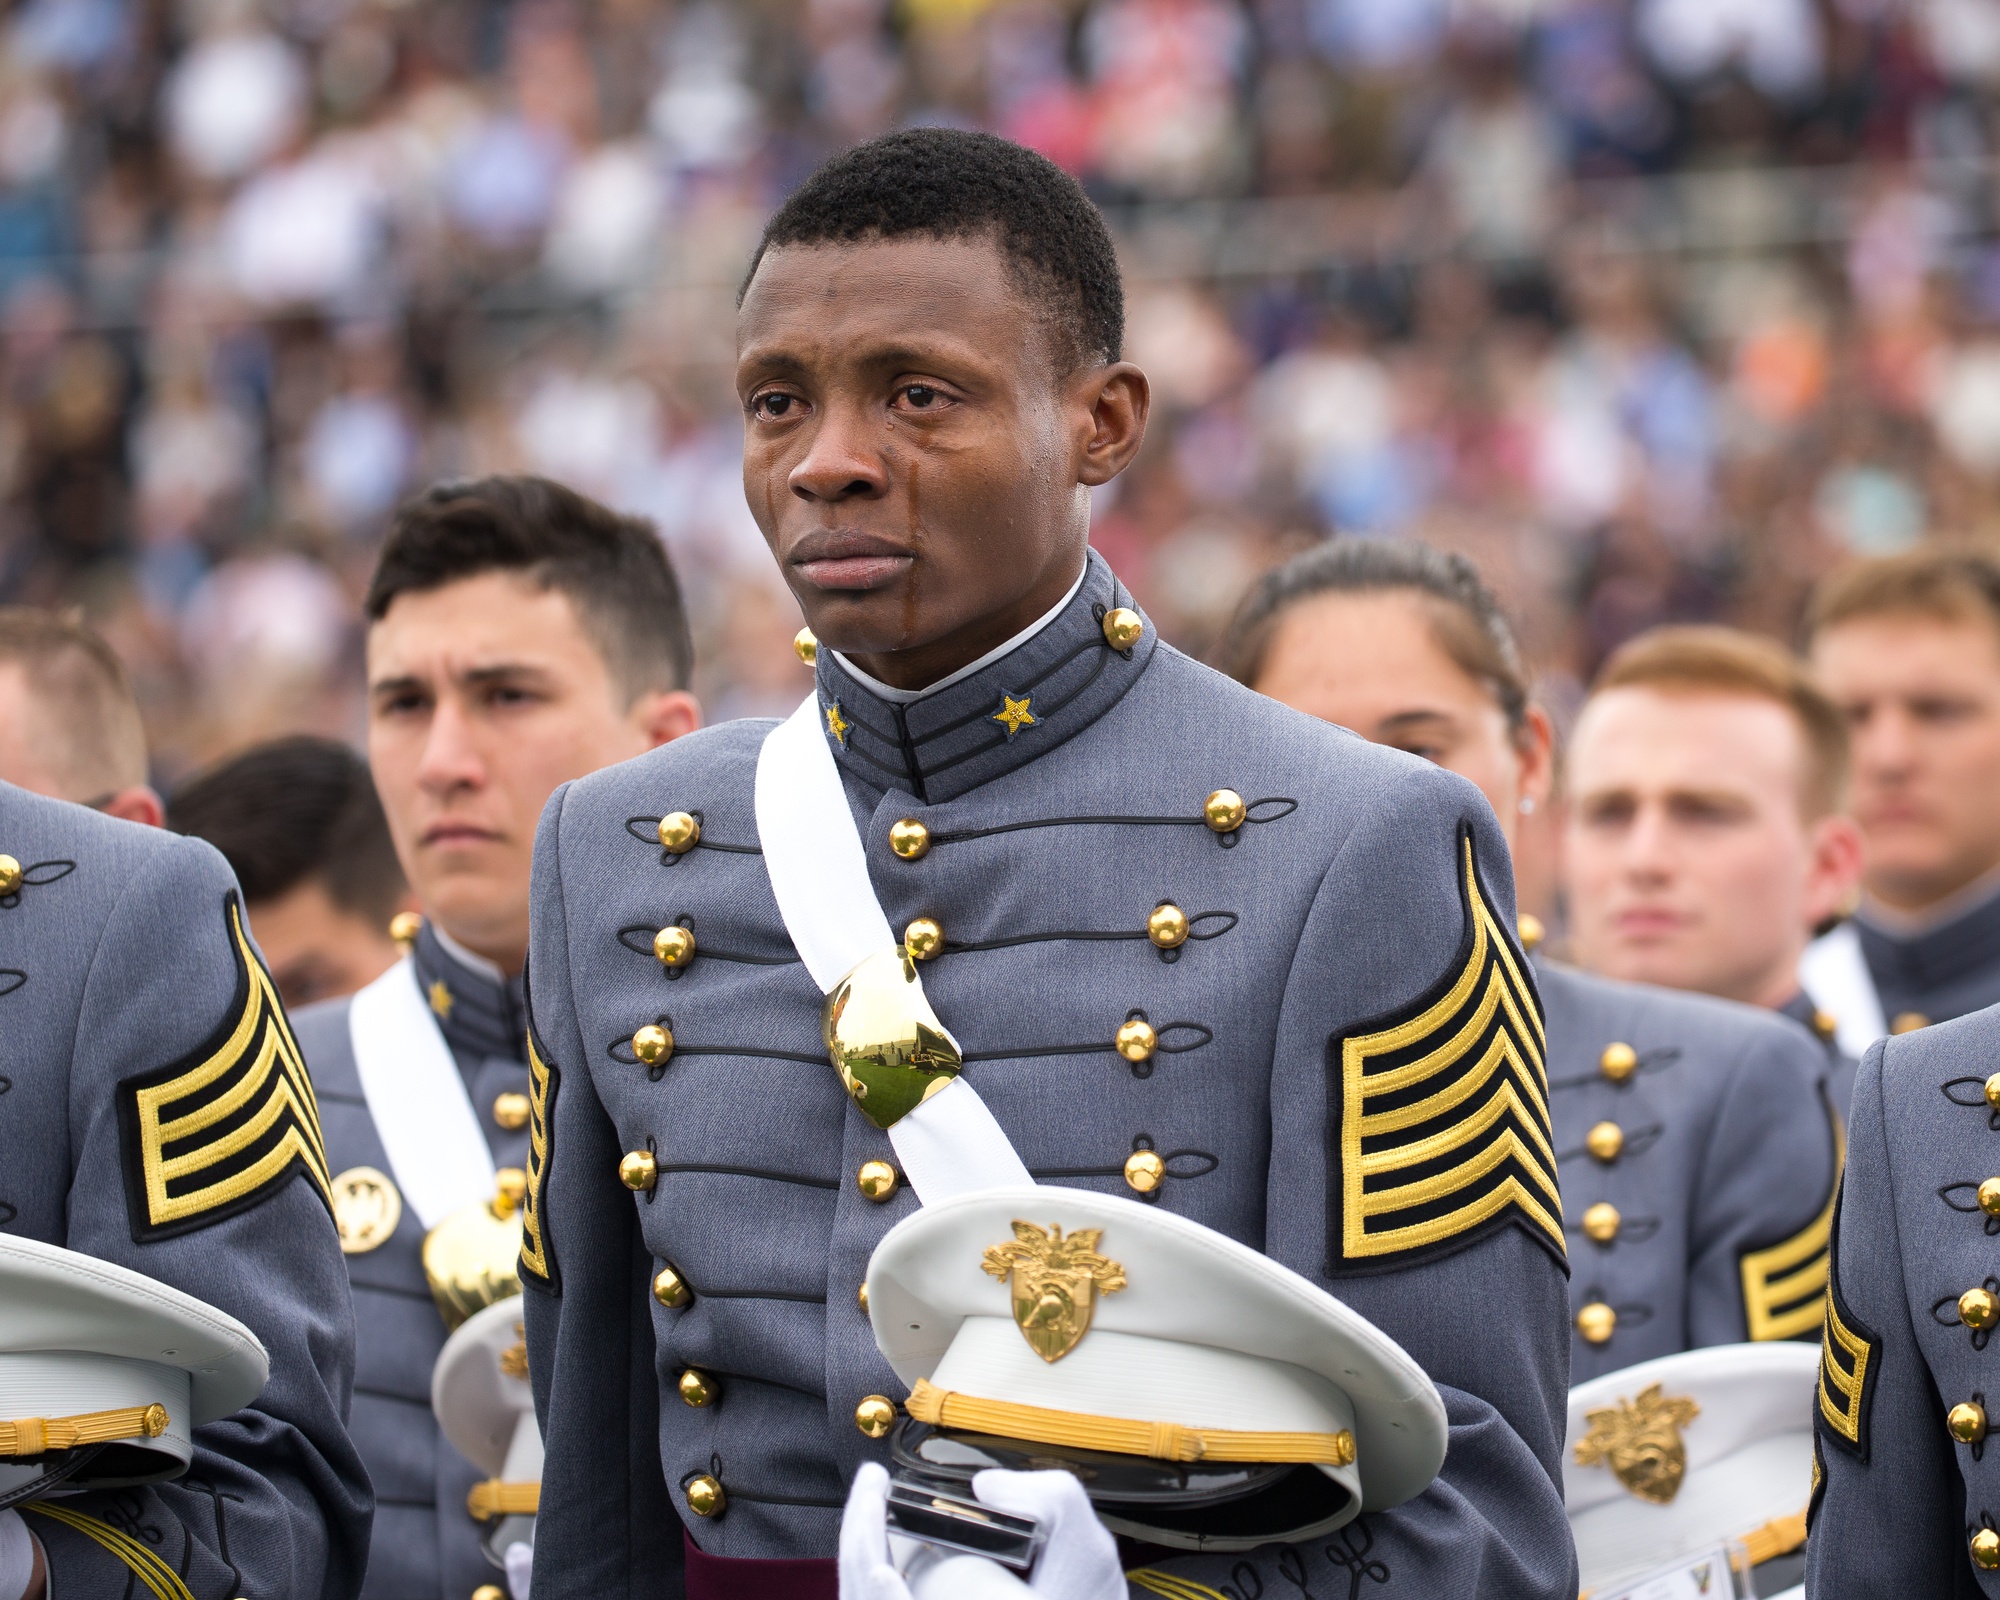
410;920;526;1064
813;548;1155;805
831;564;1088;705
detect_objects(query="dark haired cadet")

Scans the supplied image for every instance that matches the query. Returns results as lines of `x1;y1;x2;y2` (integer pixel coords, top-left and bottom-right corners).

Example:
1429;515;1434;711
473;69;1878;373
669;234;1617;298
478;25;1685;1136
1229;537;1838;1588
293;473;701;1600
522;129;1576;1599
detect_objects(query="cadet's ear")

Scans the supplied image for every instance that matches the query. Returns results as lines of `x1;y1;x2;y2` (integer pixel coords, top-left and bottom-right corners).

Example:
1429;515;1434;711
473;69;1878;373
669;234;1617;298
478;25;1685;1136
98;785;165;829
1074;363;1149;488
630;690;703;751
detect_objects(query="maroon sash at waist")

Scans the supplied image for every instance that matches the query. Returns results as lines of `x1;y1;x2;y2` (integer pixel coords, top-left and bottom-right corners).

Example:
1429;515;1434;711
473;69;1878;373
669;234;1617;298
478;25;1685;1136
684;1530;838;1600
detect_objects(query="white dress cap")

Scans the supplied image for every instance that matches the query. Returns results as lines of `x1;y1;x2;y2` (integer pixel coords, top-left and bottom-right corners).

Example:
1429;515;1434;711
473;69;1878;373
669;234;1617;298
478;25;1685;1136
1564;1340;1820;1595
865;1186;1447;1550
0;1232;267;1496
431;1294;541;1561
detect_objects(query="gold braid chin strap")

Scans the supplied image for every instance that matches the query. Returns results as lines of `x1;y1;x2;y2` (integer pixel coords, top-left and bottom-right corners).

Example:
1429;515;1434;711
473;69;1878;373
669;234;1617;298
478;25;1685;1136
466;1480;541;1520
0;1403;168;1455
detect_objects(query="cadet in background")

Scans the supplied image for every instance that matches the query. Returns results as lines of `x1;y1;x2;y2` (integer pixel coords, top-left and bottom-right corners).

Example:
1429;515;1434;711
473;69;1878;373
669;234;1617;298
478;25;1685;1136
170;736;410;1009
0;648;371;1592
0;606;162;825
1560;627;1867;1106
295;476;699;1600
1806;546;2000;1037
1227;540;1839;1379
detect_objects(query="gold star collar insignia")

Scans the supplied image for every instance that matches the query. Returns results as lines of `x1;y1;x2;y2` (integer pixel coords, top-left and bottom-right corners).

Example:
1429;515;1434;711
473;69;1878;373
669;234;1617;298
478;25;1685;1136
991;693;1037;739
825;702;849;747
428;979;454;1020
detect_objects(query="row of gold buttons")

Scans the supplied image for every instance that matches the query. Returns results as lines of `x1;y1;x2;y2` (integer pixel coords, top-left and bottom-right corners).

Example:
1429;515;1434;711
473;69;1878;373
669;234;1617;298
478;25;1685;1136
886;788;1249;863
1575;1043;1640;1344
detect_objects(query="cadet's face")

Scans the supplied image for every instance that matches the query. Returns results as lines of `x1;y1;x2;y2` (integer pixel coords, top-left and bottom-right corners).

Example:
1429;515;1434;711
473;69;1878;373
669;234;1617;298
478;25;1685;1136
367;573;673;973
736;234;1147;691
1252;591;1547;849
1812;613;2000;911
1563;687;1829;1007
247;876;403;1009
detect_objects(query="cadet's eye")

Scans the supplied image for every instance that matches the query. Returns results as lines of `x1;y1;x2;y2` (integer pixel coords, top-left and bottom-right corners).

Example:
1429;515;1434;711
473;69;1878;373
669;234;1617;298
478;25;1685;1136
895;384;948;411
751;391;802;421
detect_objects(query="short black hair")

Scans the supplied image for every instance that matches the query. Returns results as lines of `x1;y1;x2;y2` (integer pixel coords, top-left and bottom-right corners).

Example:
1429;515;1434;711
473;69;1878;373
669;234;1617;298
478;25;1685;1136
364;475;694;698
168;736;406;926
745;128;1124;372
1218;539;1532;736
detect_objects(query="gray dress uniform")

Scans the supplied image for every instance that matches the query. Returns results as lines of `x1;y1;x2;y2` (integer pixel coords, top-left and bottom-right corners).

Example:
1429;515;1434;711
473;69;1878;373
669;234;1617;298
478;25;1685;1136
0;780;369;1596
1778;990;1858;1118
1539;957;1841;1382
295;923;532;1600
1856;887;2000;1034
520;554;1577;1597
1806;1004;2000;1595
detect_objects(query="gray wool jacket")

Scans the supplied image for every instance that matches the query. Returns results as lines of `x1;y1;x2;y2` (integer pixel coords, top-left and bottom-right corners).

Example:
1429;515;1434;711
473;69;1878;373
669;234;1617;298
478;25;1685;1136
0;781;370;1597
520;552;1578;1598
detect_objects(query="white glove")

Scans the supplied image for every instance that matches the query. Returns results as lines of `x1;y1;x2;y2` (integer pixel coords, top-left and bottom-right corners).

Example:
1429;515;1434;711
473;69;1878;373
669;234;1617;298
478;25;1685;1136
504;1539;533;1600
838;1462;1124;1600
0;1510;43;1600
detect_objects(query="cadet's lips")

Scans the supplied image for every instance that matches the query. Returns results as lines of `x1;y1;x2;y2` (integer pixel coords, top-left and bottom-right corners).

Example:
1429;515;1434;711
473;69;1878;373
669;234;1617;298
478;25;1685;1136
422;822;500;848
789;530;915;592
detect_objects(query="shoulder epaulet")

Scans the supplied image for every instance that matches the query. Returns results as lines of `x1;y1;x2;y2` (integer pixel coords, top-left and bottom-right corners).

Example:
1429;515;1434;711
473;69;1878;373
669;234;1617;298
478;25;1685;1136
1329;823;1562;1273
1740;1094;1843;1341
117;895;332;1240
520;994;561;1294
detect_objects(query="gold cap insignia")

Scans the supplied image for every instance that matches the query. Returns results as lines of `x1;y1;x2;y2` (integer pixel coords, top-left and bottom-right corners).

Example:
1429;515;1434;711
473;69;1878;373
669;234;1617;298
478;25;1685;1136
981;1221;1127;1363
1574;1383;1701;1504
331;1166;402;1254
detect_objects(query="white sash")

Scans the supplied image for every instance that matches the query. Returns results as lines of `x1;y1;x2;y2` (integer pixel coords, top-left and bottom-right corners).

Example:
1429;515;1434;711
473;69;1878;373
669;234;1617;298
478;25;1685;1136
1798;921;1889;1059
755;694;1032;1203
348;958;498;1230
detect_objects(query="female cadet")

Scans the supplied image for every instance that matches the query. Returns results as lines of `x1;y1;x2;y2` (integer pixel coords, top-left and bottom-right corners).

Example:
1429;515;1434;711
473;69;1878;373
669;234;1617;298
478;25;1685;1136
1219;539;1839;1379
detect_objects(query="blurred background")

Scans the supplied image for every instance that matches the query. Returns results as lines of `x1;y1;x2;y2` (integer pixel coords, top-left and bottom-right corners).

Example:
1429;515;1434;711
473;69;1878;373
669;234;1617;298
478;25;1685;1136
3;0;1997;781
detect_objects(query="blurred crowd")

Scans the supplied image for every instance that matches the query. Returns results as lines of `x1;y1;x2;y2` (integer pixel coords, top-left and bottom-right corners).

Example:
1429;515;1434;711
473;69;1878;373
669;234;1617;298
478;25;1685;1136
8;0;2000;774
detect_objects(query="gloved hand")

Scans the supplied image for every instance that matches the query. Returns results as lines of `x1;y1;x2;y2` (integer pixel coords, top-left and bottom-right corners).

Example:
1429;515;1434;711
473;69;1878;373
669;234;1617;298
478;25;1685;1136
504;1538;533;1600
0;1510;46;1600
838;1461;1124;1600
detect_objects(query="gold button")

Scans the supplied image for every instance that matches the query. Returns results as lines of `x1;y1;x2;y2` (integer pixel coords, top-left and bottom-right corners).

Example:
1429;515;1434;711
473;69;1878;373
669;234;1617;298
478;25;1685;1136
473;1587;506;1600
1963;1287;1999;1330
653;1265;690;1307
794;627;818;666
1576;1302;1617;1344
1147;904;1190;949
678;1368;716;1407
904;918;943;961
388;911;421;947
854;1395;896;1439
1975;1528;2000;1569
494;1168;527;1214
1811;1009;1839;1042
1893;1011;1930;1035
858;1282;869;1312
1203;789;1246;833
633;1024;674;1066
1102;607;1143;650
0;855;21;896
685;1474;725;1517
889;819;931;860
1986;1074;2000;1112
1598;1043;1638;1084
1581;1202;1621;1244
620;1150;658;1192
1950;1400;1987;1443
1115;1018;1158;1063
1586;1121;1625;1163
1980;1179;2000;1216
1517;913;1544;952
1124;1150;1166;1194
492;1092;530;1131
857;1160;898;1202
657;812;701;853
653;926;695;968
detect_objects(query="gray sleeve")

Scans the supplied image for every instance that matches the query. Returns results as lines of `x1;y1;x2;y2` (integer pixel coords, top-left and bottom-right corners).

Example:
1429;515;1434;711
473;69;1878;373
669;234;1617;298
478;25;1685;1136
1805;1039;1980;1598
33;837;371;1600
1132;764;1576;1597
521;783;686;1599
1684;1022;1839;1349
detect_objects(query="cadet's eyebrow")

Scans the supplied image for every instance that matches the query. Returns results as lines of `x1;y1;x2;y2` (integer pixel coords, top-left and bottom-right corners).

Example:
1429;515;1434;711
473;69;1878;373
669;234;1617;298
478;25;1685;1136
1378;708;1455;729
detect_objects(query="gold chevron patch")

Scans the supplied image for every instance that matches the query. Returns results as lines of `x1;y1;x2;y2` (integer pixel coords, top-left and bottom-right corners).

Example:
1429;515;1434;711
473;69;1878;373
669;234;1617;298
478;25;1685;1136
519;1014;559;1292
1818;1199;1878;1457
118;896;331;1240
1333;827;1560;1269
1741;1102;1843;1341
